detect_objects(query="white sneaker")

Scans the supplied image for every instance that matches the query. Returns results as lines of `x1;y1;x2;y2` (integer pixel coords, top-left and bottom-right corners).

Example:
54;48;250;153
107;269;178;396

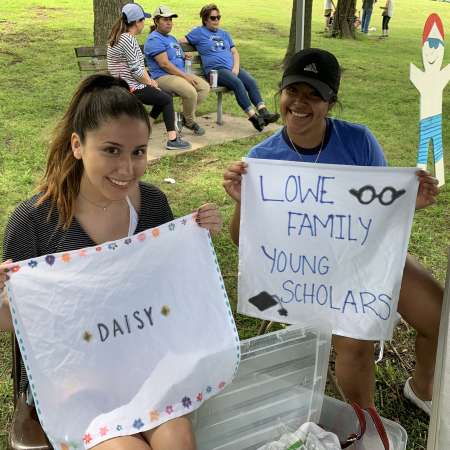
403;377;432;415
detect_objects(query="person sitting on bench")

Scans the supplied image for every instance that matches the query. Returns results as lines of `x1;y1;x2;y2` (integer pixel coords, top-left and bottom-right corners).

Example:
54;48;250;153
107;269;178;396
107;3;191;150
182;3;279;132
144;5;210;136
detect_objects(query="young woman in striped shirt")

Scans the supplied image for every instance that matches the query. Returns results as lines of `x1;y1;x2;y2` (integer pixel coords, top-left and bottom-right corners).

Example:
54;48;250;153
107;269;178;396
107;3;190;150
0;73;222;449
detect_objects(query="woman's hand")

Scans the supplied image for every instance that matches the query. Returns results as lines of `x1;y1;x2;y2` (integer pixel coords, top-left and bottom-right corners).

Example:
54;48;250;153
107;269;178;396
415;170;439;210
0;260;13;331
184;74;198;86
148;78;160;90
195;203;223;234
0;260;12;291
223;161;248;203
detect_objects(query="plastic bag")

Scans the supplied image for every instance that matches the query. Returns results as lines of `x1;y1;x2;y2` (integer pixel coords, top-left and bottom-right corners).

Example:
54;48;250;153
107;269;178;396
257;422;341;450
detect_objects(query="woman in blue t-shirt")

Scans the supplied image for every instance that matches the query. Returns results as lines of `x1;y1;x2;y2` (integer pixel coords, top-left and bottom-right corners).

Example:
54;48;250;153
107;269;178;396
182;4;279;132
223;48;442;417
144;6;211;136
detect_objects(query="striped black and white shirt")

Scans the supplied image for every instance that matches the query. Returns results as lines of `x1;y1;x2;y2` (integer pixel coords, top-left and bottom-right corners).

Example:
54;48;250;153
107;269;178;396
107;33;146;91
3;183;173;263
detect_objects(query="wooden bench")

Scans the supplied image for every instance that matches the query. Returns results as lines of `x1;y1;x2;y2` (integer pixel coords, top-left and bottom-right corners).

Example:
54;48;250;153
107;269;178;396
74;43;229;125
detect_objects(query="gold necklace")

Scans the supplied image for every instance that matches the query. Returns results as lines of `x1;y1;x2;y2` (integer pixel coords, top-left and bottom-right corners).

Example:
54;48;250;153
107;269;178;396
79;192;112;212
286;126;326;163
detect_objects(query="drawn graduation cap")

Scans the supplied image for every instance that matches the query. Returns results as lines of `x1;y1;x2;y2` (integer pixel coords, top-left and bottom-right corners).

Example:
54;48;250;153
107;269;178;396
248;291;288;317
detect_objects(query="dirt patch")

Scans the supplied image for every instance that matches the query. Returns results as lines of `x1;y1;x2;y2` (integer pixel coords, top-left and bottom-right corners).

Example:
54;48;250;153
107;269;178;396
31;5;66;20
0;30;31;46
0;19;20;37
237;19;288;38
2;136;13;150
0;27;65;48
0;49;22;66
258;22;289;38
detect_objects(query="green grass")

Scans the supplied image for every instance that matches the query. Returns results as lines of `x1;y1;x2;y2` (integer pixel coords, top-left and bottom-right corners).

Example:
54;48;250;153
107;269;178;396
1;0;449;448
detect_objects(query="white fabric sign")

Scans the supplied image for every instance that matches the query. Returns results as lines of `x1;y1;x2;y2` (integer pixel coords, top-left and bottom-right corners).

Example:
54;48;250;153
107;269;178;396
7;215;240;449
238;159;418;341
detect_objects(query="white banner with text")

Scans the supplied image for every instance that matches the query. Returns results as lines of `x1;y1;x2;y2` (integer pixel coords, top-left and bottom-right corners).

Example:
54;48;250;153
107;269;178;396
7;215;240;449
238;158;418;340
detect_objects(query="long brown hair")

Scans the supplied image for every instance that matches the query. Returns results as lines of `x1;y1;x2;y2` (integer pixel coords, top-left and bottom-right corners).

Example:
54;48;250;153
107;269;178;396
150;17;159;33
37;74;150;229
108;13;135;46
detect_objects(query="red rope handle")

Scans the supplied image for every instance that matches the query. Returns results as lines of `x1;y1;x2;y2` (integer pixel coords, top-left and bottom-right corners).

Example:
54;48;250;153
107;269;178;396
366;406;390;450
340;402;367;449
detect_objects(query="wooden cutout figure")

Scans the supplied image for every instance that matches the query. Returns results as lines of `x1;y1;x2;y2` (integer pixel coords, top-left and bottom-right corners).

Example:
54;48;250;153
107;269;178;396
410;13;450;187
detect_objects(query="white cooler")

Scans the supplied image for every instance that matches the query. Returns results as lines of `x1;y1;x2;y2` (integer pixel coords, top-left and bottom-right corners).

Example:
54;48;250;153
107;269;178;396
193;323;407;450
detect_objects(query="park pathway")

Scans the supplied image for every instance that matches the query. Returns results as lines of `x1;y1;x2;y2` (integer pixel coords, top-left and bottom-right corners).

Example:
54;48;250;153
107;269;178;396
147;114;280;163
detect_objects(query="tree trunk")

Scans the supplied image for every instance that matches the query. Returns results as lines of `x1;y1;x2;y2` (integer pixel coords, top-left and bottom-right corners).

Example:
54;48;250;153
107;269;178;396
93;0;131;46
283;0;313;68
331;0;357;38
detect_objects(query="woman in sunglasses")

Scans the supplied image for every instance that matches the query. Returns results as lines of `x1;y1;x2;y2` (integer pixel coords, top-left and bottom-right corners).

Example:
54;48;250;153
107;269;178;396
181;4;279;132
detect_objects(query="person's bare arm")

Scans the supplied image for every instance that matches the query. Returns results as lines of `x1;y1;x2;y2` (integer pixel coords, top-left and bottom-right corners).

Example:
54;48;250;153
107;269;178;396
0;261;13;331
223;161;247;246
229;203;241;245
135;70;160;89
231;47;240;75
0;290;13;332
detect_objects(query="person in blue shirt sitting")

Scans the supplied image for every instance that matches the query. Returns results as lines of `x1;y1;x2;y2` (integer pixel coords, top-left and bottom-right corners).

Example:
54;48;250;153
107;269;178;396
144;5;211;136
182;4;279;132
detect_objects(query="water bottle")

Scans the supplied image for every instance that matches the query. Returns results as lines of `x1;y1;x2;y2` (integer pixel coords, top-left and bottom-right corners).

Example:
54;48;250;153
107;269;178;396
209;69;218;88
184;59;192;74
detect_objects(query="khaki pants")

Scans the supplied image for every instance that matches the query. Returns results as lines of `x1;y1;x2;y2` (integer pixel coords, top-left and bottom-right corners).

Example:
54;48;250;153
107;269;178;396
157;74;210;125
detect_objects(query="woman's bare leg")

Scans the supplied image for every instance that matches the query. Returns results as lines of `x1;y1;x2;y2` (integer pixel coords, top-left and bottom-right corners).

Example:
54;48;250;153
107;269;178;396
142;416;196;450
333;335;375;408
92;434;151;450
398;253;443;400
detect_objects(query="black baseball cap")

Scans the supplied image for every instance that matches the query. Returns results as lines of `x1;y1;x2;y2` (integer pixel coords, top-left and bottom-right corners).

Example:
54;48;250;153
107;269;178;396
281;48;341;101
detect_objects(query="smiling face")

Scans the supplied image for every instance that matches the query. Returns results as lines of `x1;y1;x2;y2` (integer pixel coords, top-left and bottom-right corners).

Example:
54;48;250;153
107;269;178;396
71;115;149;204
205;9;221;31
422;38;444;71
280;82;331;146
155;16;173;34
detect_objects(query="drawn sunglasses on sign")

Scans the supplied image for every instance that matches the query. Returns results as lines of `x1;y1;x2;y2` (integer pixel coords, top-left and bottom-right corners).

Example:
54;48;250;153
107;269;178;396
349;185;406;206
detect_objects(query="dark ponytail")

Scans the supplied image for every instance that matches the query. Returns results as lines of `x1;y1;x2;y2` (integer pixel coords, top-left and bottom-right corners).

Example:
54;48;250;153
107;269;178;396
37;74;150;229
108;14;136;46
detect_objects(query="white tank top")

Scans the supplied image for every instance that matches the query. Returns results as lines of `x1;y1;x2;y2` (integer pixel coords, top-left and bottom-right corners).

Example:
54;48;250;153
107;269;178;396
126;197;139;236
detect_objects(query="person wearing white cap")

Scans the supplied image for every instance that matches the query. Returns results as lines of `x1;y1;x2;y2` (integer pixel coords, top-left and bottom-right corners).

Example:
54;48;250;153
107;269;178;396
144;6;211;136
107;3;191;150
